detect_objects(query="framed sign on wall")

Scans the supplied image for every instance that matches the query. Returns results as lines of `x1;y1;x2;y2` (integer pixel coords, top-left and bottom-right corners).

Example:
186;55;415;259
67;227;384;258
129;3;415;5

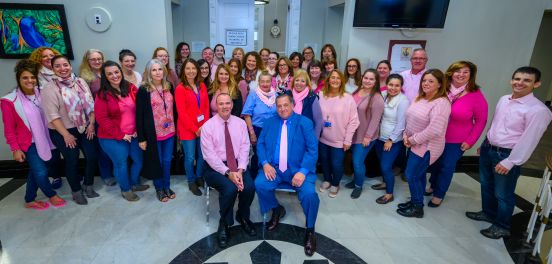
387;40;426;73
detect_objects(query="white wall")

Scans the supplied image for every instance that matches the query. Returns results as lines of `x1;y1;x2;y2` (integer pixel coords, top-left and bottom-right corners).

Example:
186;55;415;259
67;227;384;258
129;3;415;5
298;0;326;55
343;0;552;155
171;0;210;58
262;0;288;54
0;0;173;160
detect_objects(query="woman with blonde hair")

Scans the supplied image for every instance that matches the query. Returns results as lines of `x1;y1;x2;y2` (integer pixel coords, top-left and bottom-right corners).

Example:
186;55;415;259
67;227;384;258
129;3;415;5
318;70;360;198
136;59;176;202
79;48;115;186
209;64;248;117
232;47;245;63
286;69;323;139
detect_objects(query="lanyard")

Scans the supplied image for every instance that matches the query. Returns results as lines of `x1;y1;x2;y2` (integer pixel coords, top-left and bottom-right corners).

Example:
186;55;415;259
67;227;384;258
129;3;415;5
192;83;201;108
155;86;169;117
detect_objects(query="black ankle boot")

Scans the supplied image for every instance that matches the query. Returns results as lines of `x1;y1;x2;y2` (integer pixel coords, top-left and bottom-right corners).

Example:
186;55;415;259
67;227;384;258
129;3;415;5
397;204;424;218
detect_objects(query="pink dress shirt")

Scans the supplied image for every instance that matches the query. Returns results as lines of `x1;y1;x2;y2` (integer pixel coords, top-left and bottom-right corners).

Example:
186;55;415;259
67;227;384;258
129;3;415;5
404;97;451;165
487;93;552;170
200;114;251;175
400;69;427;102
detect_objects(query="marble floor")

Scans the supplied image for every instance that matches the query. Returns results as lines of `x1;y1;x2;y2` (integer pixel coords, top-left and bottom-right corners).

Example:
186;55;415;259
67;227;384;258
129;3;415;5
0;173;523;264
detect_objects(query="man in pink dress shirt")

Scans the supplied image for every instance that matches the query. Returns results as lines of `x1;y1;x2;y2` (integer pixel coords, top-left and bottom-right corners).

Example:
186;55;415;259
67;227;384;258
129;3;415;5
466;66;552;239
201;93;256;248
400;48;428;103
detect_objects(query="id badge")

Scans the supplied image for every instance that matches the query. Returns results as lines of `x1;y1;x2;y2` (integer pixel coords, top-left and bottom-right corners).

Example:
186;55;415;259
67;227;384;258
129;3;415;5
324;121;332;127
163;118;172;129
197;114;205;122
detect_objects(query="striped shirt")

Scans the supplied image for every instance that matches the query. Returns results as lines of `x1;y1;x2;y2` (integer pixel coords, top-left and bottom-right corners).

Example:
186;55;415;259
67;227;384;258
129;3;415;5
404;97;451;165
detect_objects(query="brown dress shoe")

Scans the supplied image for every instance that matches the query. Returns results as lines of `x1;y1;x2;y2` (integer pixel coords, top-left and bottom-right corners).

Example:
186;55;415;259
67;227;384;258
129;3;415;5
304;230;316;256
267;205;286;231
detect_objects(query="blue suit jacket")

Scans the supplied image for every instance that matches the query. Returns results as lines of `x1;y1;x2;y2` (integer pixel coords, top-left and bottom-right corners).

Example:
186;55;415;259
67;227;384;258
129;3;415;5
257;113;318;175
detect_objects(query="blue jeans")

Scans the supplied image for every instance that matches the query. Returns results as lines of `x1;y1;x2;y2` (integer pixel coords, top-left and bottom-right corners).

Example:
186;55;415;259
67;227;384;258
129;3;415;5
181;138;204;183
479;139;520;230
375;140;403;194
99;138;143;192
154;137;174;190
49;128;98;192
351;141;376;188
428;143;464;199
95;123;114;181
24;144;57;202
319;142;345;187
405;150;430;206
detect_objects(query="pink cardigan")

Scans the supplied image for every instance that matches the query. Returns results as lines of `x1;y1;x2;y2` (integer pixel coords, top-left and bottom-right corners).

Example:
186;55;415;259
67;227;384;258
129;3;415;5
1;91;33;152
405;97;451;165
445;89;488;145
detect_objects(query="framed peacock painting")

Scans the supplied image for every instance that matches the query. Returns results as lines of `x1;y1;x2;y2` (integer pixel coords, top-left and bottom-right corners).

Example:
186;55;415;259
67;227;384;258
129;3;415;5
0;3;73;59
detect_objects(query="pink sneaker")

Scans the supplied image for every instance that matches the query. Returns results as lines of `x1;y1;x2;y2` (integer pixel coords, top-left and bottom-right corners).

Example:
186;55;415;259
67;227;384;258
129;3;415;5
49;196;66;208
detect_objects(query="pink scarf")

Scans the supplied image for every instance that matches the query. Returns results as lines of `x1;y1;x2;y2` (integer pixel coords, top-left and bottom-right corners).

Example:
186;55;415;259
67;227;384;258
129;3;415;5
255;87;276;107
275;74;292;94
17;88;55;160
55;77;95;133
448;83;467;103
292;88;309;114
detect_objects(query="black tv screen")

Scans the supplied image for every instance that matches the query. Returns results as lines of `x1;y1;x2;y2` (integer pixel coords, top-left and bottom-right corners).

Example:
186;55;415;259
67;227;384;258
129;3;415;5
353;0;450;28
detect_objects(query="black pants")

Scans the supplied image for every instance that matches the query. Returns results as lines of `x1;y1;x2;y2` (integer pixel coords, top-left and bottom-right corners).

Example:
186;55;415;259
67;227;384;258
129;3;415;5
49;128;98;192
204;163;255;226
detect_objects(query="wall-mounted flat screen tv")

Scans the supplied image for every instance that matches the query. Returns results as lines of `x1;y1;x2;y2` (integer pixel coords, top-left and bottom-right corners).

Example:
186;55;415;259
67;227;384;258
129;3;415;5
353;0;450;28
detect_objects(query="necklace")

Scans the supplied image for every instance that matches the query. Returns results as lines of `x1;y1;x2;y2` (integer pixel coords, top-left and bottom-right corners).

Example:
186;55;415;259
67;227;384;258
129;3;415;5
25;94;40;108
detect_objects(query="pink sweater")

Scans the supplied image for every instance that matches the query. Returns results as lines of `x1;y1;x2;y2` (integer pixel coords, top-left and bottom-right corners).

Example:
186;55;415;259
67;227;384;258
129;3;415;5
445;90;488;145
405;97;451;165
319;93;360;148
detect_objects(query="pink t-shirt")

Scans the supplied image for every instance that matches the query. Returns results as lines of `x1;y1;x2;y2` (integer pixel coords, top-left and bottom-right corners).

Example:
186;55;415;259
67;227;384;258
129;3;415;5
117;95;136;135
319;93;360;148
151;89;175;140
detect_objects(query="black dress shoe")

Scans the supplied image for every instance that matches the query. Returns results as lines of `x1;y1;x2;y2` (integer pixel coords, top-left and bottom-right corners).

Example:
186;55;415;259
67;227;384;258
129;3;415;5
196;178;205;188
480;225;510;239
397;204;424;218
427;200;441;208
344;181;355;189
397;201;412;210
267;205;286;231
217;221;229;248
304;230;317;256
189;182;202;196
236;213;257;236
465;211;492;223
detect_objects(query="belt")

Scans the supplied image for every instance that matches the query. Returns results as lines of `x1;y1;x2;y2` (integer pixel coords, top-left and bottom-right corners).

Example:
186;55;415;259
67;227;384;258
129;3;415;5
484;139;512;152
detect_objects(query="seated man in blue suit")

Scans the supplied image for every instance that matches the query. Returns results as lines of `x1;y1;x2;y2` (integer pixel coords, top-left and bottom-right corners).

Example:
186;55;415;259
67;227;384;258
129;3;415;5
255;93;320;256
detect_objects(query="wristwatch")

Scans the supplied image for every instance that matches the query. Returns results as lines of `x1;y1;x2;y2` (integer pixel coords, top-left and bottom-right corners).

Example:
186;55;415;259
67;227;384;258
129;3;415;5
225;170;231;177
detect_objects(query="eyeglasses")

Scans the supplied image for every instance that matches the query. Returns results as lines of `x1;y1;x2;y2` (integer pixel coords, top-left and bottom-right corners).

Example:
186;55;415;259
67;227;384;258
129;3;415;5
88;58;102;62
157;55;169;58
303;51;313;55
200;67;209;70
411;57;427;61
